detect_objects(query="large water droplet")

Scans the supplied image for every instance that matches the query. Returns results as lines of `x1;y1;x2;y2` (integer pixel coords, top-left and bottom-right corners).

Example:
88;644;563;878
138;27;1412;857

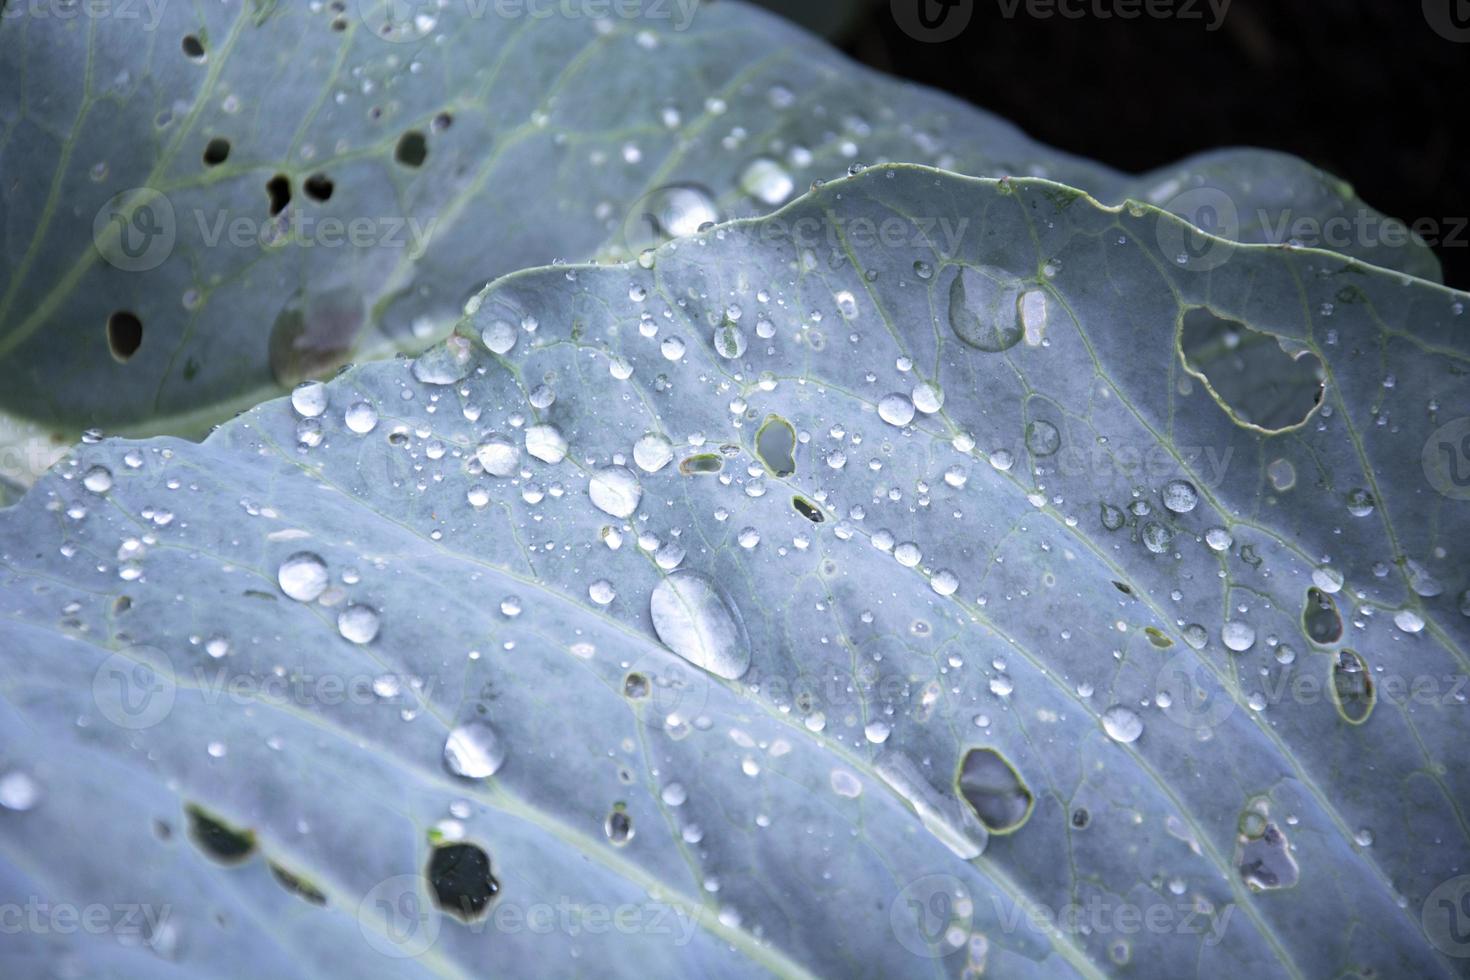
649;569;751;680
633;433;674;473
411;335;475;385
949;266;1025;352
337;604;380;644
444;721;505;779
524;424;568;464
739;156;795;206
0;770;41;811
1221;621;1256;652
1161;479;1198;513
875;750;987;859
481;320;517;355
878;393;916;427
476;435;520;477
290;380;328;418
625;184;719;251
278;552;328;602
1100;705;1143;743
589;466;642;518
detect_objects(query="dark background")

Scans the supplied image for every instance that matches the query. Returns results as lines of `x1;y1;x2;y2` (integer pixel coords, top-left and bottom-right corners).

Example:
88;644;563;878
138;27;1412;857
821;0;1469;289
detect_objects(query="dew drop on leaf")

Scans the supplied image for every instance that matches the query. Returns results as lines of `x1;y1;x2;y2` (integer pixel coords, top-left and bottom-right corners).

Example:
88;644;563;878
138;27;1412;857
337;604;380;644
476;435;521;477
524;424;568;464
649;569;751;680
878;393;916;427
444;721;506;779
1100;705;1144;743
290;381;328;418
481;320;517;355
1161;479;1198;513
588;466;642;518
1221;621;1257;652
278;552;328;602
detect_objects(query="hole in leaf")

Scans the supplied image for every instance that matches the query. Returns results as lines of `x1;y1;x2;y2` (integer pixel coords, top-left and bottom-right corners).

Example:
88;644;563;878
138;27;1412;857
679;453;723;476
1179;308;1324;433
202;138;231;167
186;804;256;865
432;111;454;131
303;173;334;202
1303;588;1343;645
270;863;327;906
266;174;291;217
622;672;649;699
755;415;796;477
791;496;823;523
181;34;205;60
1071;807;1090;829
395;130;428;168
604;804;634;846
106;311;144;362
1237;822;1299;891
1111;581;1134;597
427;842;499;922
1144;627;1174;649
1330;649;1375;724
958;748;1033;833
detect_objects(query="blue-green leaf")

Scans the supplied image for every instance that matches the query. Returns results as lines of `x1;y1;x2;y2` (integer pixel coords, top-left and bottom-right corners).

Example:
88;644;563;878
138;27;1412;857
2;165;1466;978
